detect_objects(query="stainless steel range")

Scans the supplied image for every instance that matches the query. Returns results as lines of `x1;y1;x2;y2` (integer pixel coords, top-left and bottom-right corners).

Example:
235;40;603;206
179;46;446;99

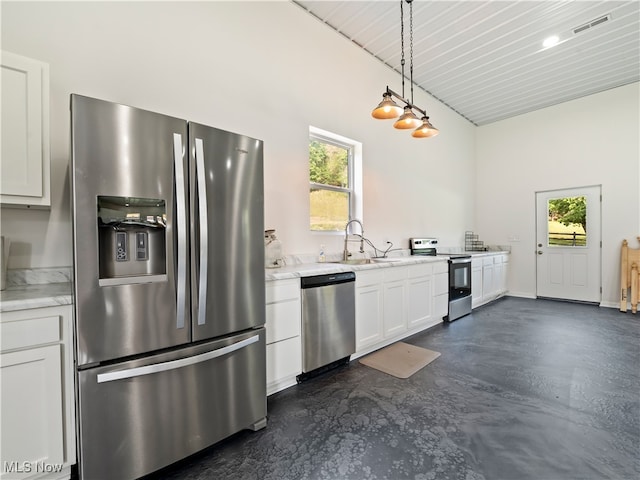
410;238;472;322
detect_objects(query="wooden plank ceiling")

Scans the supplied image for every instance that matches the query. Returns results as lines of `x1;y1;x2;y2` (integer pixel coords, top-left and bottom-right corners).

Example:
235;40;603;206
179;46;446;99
294;0;640;125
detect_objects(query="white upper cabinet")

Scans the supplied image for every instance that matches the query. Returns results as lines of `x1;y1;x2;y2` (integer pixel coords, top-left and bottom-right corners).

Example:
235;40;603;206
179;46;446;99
1;51;50;208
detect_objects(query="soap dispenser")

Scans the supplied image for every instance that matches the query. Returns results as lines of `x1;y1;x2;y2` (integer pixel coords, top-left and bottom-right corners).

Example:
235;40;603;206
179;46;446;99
318;244;326;263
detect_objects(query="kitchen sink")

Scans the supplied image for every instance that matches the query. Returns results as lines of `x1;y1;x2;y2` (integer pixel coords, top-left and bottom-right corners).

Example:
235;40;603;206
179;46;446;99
329;258;403;265
329;259;372;265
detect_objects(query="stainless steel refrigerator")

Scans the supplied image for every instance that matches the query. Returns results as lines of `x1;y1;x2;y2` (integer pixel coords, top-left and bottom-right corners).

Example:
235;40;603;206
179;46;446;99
70;95;267;480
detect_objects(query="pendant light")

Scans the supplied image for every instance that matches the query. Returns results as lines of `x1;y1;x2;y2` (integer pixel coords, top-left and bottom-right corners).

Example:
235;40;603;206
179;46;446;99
372;92;403;119
412;116;439;138
371;0;439;139
394;106;421;129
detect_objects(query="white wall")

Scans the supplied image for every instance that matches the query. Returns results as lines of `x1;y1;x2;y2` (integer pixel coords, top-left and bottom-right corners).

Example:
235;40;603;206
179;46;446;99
475;83;640;307
0;1;475;269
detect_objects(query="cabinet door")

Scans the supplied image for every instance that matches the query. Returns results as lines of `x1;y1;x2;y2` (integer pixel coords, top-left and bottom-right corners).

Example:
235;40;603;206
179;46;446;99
501;257;509;294
266;337;301;395
1;345;64;479
383;280;406;337
482;264;494;301
407;275;432;328
493;262;503;296
472;266;483;307
0;51;50;207
355;283;383;351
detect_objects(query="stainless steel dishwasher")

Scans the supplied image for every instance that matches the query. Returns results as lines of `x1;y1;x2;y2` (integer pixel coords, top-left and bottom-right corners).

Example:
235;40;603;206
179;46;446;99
299;271;356;380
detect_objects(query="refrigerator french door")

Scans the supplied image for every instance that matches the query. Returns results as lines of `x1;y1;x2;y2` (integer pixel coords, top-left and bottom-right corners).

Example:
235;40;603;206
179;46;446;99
71;95;266;480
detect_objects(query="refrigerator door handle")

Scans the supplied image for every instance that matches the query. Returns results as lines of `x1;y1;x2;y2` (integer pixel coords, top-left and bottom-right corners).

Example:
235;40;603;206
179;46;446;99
194;138;208;326
96;334;260;383
173;133;187;329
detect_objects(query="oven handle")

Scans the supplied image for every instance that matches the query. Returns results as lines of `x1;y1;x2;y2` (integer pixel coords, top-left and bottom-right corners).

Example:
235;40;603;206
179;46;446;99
450;257;471;264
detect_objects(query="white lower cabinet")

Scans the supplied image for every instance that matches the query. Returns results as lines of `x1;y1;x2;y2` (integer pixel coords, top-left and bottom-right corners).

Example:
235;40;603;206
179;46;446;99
265;279;302;395
355;260;448;357
0;305;75;480
501;255;509;295
407;263;433;328
472;258;483;308
481;256;495;303
355;270;384;351
474;253;509;309
382;268;407;337
432;262;449;319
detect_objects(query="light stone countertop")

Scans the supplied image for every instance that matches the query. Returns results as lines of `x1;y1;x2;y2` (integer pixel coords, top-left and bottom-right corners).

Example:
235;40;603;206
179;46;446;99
265;255;449;281
0;250;510;311
265;249;510;281
0;282;73;313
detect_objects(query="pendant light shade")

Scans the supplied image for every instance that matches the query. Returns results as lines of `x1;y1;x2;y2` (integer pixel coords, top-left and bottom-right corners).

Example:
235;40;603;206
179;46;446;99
412;116;439;138
372;92;403;119
393;106;421;129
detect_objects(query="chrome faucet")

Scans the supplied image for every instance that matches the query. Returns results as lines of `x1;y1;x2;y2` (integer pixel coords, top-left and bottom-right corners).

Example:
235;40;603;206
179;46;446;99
343;219;365;260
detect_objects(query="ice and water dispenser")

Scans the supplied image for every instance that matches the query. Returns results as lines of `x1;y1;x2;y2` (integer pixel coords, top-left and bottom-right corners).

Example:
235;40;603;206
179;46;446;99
97;196;167;286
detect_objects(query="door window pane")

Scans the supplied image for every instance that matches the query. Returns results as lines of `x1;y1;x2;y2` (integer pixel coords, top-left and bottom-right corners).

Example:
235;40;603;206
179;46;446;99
547;196;587;246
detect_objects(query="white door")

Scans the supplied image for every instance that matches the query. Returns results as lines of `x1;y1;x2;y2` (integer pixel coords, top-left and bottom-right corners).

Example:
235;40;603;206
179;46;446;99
535;186;601;303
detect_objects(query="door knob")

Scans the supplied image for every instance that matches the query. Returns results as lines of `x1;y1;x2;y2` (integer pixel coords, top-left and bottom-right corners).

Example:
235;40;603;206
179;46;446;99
537;250;543;255
537;243;543;247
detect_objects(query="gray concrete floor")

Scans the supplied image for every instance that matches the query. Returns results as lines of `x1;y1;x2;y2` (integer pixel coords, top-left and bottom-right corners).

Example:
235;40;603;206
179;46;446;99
150;297;640;480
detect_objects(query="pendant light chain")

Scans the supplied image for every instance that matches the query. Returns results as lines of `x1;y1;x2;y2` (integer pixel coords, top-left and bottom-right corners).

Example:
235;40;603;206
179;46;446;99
400;0;405;100
409;0;414;104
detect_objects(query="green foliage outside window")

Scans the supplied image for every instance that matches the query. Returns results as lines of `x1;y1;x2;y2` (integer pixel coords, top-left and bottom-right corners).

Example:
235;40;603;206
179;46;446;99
309;139;351;231
309;141;348;187
547;196;587;246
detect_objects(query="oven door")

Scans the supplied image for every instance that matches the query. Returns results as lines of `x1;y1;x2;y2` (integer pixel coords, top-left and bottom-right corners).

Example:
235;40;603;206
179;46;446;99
449;257;471;300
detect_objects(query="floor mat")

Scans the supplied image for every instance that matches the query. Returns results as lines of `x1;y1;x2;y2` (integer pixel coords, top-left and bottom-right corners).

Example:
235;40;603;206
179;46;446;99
359;342;440;378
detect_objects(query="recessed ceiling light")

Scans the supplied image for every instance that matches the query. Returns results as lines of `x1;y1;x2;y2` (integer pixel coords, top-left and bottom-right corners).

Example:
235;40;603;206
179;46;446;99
542;35;560;48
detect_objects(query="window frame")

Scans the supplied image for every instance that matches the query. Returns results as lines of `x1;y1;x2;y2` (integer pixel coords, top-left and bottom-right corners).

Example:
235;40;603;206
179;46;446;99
308;126;362;234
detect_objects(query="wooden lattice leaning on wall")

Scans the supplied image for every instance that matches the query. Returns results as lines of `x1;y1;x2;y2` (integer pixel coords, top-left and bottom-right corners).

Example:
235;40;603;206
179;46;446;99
620;237;640;314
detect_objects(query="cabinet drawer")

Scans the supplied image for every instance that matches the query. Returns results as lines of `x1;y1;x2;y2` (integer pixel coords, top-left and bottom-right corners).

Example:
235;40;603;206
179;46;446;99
483;257;493;267
493;255;502;264
1;315;61;352
265;299;301;344
266;279;300;304
383;266;406;283
356;270;384;287
433;261;449;274
266;336;302;384
408;263;432;278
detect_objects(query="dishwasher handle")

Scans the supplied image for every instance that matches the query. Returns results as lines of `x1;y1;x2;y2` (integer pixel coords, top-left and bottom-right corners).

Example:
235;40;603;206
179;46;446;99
301;272;356;289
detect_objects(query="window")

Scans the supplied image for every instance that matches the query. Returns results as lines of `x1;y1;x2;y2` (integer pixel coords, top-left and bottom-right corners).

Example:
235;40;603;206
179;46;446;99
547;195;587;246
308;127;362;232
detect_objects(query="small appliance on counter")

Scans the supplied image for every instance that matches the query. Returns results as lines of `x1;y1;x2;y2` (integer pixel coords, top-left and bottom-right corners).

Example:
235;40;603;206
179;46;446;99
410;237;472;322
264;229;283;268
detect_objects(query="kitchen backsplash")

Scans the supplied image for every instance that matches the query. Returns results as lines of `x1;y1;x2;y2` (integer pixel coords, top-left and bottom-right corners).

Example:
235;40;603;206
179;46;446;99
6;266;73;287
